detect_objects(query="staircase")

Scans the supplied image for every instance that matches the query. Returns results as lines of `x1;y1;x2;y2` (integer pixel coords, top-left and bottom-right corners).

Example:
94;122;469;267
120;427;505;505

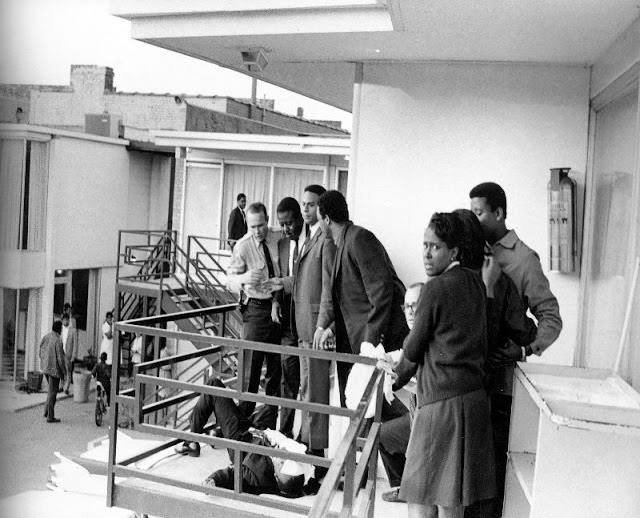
115;230;242;428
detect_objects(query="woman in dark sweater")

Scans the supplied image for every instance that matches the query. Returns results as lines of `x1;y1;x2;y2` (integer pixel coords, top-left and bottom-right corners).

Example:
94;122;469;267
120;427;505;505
399;212;495;518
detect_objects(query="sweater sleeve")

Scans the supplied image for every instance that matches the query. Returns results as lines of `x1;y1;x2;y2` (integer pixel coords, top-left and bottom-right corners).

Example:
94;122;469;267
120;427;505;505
402;283;435;363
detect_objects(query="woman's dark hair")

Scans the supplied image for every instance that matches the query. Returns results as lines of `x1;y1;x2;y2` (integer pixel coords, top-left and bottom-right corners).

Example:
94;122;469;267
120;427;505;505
452;209;485;270
427;212;464;252
318;190;349;223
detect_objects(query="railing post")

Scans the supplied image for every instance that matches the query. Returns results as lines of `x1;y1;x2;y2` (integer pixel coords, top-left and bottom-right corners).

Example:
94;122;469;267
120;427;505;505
186;235;191;286
341;441;356;518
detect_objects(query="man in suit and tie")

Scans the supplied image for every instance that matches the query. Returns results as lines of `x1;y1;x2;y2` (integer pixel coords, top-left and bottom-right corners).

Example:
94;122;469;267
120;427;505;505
292;185;336;468
317;190;409;405
271;197;304;438
227;193;248;249
61;312;78;395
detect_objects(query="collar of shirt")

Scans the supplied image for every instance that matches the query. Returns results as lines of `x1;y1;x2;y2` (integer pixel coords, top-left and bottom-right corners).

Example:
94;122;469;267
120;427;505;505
444;261;461;273
307;221;321;240
334;221;352;248
493;229;518;250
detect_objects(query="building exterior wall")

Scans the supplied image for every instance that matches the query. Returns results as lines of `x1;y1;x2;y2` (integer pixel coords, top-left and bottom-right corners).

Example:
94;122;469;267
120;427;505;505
351;62;591;366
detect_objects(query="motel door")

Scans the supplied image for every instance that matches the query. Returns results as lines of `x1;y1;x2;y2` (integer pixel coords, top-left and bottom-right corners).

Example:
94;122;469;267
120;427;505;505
182;164;223;251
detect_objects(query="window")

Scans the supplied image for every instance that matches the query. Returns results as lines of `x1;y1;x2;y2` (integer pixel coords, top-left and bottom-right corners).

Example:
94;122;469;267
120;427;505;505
579;86;640;388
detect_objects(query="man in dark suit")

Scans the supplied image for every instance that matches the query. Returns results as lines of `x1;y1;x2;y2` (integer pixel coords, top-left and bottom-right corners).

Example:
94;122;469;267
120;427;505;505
227;193;248;249
272;197;304;438
317;190;409;404
292;185;336;466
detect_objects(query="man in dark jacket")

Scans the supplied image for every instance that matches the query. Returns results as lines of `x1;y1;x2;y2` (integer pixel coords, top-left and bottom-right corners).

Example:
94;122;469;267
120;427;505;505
227;193;248;249
39;320;67;423
317;190;409;404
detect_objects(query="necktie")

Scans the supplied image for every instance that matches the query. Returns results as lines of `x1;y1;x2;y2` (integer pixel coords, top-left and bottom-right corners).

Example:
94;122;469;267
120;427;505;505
290;239;299;276
261;240;275;278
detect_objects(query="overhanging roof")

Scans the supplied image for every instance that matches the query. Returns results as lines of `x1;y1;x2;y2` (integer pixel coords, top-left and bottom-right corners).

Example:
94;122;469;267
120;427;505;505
111;1;640;111
151;130;350;156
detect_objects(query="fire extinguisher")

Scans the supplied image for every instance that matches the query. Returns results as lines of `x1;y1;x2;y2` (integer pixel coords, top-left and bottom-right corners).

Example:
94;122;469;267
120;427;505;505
548;168;576;272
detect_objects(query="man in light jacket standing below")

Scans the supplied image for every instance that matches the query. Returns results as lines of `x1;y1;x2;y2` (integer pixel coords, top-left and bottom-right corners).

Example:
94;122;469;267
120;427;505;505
40;320;67;423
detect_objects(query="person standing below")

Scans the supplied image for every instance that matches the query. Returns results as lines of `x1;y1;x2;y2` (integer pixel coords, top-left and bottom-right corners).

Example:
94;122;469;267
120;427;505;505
317;190;408;404
271;197;304;438
61;313;78;395
400;212;495;518
227;193;248;249
129;333;143;378
226;202;282;416
290;185;336;466
40;320;67;423
100;311;114;367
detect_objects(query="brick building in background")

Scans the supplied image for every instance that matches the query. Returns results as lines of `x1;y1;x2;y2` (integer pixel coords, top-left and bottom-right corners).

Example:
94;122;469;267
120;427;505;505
0;64;347;138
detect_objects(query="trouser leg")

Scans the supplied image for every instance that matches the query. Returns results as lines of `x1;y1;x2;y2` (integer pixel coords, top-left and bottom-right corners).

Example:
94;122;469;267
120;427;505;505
239;302;280;416
379;409;411;487
298;340;329;450
279;330;299;437
45;375;60;419
492;393;512;516
336;361;352;408
64;358;72;391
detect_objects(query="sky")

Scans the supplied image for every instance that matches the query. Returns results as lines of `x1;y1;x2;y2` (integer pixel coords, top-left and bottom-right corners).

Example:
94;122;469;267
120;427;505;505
0;0;352;129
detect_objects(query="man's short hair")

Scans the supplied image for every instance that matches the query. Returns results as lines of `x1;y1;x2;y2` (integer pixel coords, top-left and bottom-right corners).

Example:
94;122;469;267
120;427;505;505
276;197;302;218
237;193;246;202
452;209;485;270
469;182;507;218
106;311;113;319
52;320;63;334
100;352;108;362
246;202;268;218
304;184;326;197
428;212;465;252
318;190;349;223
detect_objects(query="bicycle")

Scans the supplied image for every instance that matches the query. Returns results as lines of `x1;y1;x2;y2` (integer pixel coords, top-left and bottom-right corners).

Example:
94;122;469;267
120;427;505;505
95;380;108;426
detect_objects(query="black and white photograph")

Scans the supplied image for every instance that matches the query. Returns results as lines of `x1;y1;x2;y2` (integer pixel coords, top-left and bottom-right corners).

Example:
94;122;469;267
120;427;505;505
1;1;639;517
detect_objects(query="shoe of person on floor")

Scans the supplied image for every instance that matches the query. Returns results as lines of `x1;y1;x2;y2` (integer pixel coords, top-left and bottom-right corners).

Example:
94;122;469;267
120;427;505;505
47;417;61;423
175;441;200;457
381;486;406;503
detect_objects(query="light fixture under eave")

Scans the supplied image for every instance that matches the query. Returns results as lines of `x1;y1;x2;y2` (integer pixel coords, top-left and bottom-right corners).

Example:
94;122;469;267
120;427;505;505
241;48;268;73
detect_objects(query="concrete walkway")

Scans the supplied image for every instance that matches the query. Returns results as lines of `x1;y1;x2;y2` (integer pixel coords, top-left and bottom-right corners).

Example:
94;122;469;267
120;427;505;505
0;379;91;412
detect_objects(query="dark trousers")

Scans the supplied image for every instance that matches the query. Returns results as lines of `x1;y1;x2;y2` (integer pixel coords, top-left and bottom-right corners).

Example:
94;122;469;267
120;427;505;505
336;360;351;408
44;374;60;419
279;328;300;438
379;397;411;487
190;377;277;493
98;379;112;406
464;393;511;518
190;378;277;444
239;300;282;416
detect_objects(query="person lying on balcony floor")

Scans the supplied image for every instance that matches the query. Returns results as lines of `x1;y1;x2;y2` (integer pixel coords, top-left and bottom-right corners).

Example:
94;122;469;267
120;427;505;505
175;377;316;498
